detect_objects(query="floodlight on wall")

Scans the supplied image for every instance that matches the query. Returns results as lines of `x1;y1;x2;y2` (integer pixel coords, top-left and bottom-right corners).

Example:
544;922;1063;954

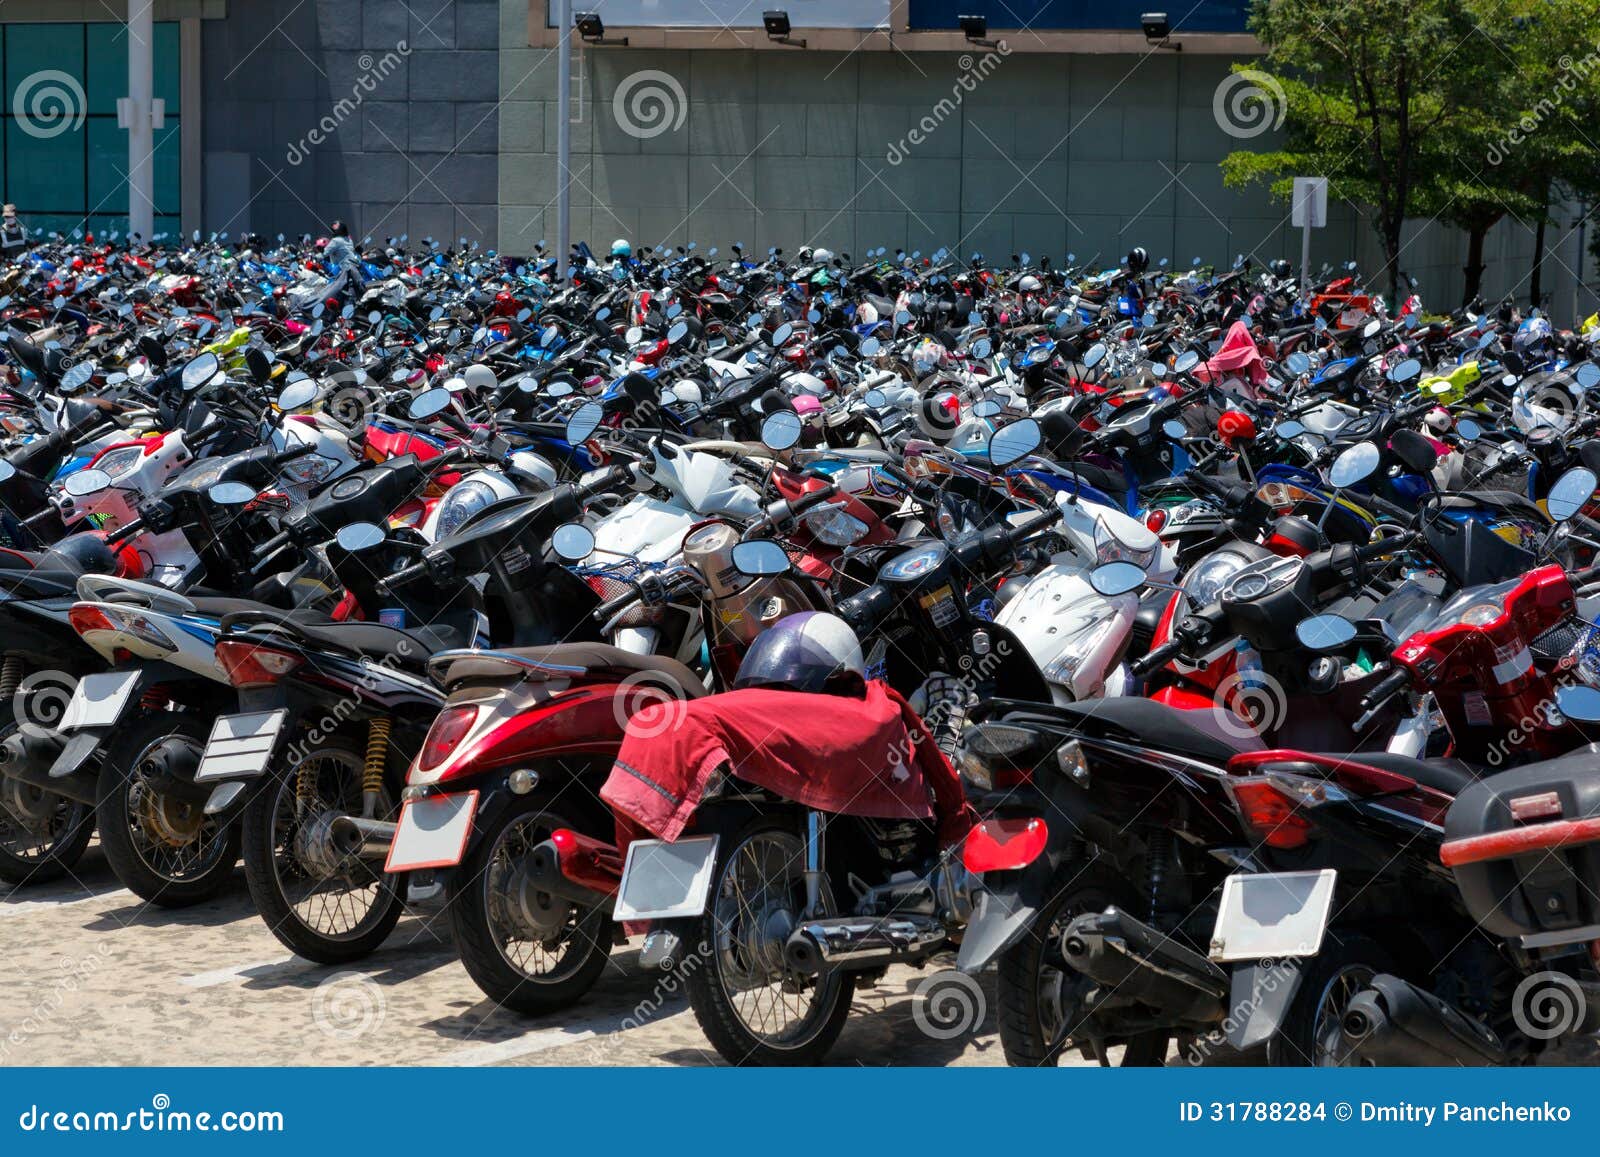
1141;12;1182;50
575;12;627;46
959;15;996;46
763;11;806;48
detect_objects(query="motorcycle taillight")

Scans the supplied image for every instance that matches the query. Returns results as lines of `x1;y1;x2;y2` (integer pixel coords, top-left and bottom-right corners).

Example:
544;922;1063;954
215;640;303;687
419;705;478;771
1228;778;1313;850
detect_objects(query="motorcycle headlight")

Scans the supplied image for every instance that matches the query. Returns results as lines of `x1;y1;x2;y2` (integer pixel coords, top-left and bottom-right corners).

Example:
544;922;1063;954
434;478;498;538
1093;517;1156;569
1041;616;1121;689
1183;549;1255;609
279;452;337;487
93;445;145;480
802;506;869;547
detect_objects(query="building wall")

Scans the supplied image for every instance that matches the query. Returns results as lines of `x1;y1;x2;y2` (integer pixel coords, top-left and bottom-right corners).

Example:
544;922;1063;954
199;0;500;247
496;0;1593;316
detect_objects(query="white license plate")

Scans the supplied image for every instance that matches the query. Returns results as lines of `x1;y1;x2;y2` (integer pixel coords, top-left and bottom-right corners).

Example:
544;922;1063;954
193;710;287;783
612;836;720;922
385;791;478;873
1210;868;1337;962
59;670;143;731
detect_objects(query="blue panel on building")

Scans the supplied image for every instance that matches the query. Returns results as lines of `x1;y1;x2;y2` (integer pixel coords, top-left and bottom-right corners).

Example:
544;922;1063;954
909;1;1250;33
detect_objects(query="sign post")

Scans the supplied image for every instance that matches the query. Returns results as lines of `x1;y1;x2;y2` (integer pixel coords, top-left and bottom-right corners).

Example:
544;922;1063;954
1292;177;1328;294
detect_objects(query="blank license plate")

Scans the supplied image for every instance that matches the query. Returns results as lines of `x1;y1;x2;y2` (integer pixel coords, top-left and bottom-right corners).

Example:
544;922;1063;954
1210;869;1337;962
60;671;143;732
193;710;287;783
612;836;720;922
385;791;478;873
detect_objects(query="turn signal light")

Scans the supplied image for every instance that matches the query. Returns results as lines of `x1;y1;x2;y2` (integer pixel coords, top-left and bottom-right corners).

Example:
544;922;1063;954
1229;778;1313;850
419;705;478;771
215;640;304;687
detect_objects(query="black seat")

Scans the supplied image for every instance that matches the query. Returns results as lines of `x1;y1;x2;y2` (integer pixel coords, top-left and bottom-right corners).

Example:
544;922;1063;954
1313;750;1482;796
440;642;708;697
220;608;466;665
1052;696;1261;765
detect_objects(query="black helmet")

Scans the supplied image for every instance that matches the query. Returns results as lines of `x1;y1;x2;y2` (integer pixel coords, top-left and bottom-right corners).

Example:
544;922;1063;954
733;612;866;696
38;532;117;576
1270;258;1292;279
1126;247;1149;273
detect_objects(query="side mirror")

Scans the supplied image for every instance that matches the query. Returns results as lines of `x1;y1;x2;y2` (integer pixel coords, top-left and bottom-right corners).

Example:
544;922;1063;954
1082;343;1108;369
1275;420;1306;439
1557;684;1600;724
63;467;111;497
1547;466;1597;522
989;418;1041;467
1295;614;1357;652
1089;561;1146;597
207;482;257;506
1172;350;1201;374
1456;418;1482;442
1161;419;1188;441
1387;358;1422;384
407;387;452;420
1389;428;1439;476
278;379;319;411
1329;442;1380;489
732;539;791;577
181;352;221;392
566;401;604;446
551;522;596;563
760;410;803;451
335;522;387;553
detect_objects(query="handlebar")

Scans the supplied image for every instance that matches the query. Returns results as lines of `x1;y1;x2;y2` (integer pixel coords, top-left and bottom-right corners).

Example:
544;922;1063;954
1353;666;1410;731
1130;637;1186;677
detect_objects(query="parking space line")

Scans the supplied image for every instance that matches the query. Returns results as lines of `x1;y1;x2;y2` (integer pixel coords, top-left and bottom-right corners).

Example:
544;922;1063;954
181;956;302;988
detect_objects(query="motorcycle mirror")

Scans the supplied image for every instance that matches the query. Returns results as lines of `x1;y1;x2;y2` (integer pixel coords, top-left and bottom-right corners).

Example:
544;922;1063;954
668;320;689;345
245;346;272;384
1476;331;1496;351
311;303;326;320
1547;466;1597;522
1577;363;1600;390
1362;319;1381;338
1172;350;1201;374
1389;428;1438;475
341;304;355;320
181;351;221;392
566;401;604;446
1456;418;1483;442
770;322;794;348
1284;352;1312;376
972;399;1002;419
1083;343;1108;369
989;417;1042;467
1161;419;1188;441
335;522;387;553
1329;441;1381;489
894;310;912;327
208;481;257;507
60;362;95;391
859;336;881;357
1296;614;1358;652
0;461;14;483
970;337;992;359
63;467;111;497
278;379;318;410
1149;362;1168;378
1089;561;1146;598
407;388;452;420
807;309;821;325
760;410;803;451
625;325;644;345
546;380;574;399
1387;358;1422;384
863;387;887;408
1275;420;1306;439
1556;684;1600;724
517;307;533;324
732;539;791;578
550;522;596;563
1403;313;1418;330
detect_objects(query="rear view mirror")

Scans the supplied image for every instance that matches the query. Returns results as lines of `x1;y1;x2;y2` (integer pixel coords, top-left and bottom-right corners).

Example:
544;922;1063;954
1389;429;1439;476
336;522;387;552
988;418;1041;467
1295;614;1357;652
732;539;791;578
1556;684;1600;724
278;379;318;411
1172;351;1201;374
1329;442;1380;489
566;401;604;446
407;387;452;420
182;352;221;392
1546;466;1597;522
551;522;596;563
1089;561;1145;597
760;410;803;451
63;467;111;497
207;482;256;506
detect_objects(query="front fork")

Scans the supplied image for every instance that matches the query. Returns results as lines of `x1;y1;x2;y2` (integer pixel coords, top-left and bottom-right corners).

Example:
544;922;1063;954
803;811;826;917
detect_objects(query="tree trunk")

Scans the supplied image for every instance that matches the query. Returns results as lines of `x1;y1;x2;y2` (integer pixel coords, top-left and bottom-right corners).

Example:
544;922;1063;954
1461;225;1489;308
1530;217;1547;310
1381;216;1403;302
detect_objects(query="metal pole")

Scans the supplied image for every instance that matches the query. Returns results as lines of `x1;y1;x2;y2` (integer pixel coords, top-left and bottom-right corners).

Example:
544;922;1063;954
555;0;572;281
1300;186;1312;296
128;0;155;243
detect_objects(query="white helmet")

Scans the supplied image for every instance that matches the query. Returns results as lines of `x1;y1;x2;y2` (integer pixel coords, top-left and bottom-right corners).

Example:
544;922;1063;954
783;371;829;397
856;300;879;325
812;247;835;263
460;364;497;393
1018;274;1042;293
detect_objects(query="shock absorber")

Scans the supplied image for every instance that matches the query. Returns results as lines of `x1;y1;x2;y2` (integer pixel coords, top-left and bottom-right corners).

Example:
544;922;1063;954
1145;830;1173;923
0;654;24;700
363;715;391;818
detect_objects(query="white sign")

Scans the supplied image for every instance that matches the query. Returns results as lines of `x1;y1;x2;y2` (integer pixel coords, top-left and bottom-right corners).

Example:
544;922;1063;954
1292;177;1328;228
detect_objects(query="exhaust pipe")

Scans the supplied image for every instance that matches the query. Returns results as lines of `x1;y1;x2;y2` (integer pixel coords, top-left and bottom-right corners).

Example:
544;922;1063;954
784;915;947;976
1337;975;1507;1066
1060;906;1228;1024
516;839;616;912
0;731;94;805
328;815;398;861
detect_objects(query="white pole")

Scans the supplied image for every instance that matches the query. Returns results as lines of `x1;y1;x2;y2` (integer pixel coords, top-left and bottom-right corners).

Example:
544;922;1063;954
128;0;155;243
555;0;572;280
1300;186;1312;296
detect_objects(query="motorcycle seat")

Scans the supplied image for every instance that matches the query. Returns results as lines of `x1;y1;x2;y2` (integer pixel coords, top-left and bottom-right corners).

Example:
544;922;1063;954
219;609;467;666
1051;695;1263;764
1314;750;1481;796
436;642;709;697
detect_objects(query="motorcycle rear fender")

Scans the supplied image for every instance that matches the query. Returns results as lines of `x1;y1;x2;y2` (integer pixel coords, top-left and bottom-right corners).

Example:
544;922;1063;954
1224;959;1306;1051
955;850;1061;974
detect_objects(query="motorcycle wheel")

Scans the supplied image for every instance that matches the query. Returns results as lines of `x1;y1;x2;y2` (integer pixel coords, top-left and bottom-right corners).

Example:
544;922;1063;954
95;712;241;907
1268;932;1396;1067
240;741;403;963
0;703;94;886
996;862;1171;1067
447;793;612;1016
684;818;853;1065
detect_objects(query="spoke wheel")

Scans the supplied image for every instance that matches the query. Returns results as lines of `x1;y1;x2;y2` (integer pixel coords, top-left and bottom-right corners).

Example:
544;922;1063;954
0;705;93;886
